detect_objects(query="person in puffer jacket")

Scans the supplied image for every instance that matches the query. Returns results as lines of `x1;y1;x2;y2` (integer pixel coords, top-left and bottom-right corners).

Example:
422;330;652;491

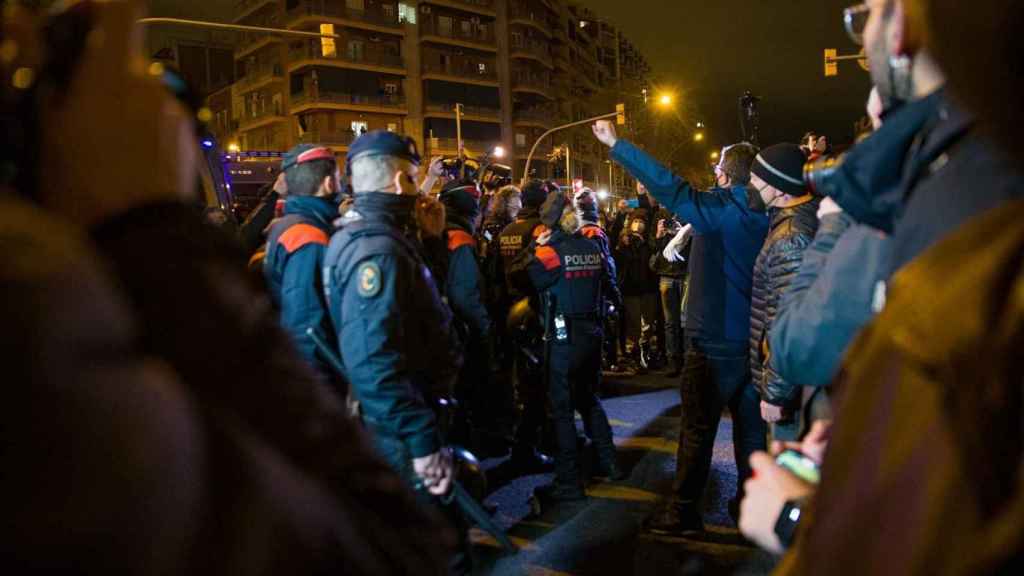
746;144;820;441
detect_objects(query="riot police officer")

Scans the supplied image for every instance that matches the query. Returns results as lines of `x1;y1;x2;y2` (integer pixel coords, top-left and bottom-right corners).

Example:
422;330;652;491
322;131;468;573
264;144;340;377
438;178;493;446
516;190;624;504
496;180;554;472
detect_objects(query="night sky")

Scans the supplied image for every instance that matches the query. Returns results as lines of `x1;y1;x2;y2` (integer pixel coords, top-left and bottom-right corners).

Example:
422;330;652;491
584;0;872;149
150;0;872;149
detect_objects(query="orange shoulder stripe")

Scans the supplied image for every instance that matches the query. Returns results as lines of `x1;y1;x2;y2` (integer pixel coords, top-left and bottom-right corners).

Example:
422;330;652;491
447;229;476;252
581;225;606;240
535;246;560;271
532;224;548;238
279;223;329;254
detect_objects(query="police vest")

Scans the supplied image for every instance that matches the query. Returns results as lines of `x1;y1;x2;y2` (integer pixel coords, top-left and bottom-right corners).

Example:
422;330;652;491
541;235;606;318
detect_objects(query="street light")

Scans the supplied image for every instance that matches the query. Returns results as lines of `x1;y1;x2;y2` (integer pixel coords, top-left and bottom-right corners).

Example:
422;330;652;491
694;132;705;142
658;93;673;107
710;150;720;160
492;145;506;159
597;188;610;201
227;143;241;153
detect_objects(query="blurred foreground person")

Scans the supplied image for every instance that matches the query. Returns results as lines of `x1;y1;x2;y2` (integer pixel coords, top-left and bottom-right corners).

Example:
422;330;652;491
594;118;769;535
741;1;1024;573
0;2;451;574
322;131;471;573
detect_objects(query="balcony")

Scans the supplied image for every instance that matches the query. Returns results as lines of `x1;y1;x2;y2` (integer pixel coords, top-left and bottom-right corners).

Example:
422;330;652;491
420;20;497;52
510;41;553;68
421;60;499;86
235;32;283;60
424;0;496;17
234;0;278;24
513;107;556;127
237;62;285;92
427;137;496;155
288;41;406;74
509;9;554;37
299;129;358;147
512;74;553;98
290;90;407;114
287;0;403;33
424;102;501;122
238;107;288;132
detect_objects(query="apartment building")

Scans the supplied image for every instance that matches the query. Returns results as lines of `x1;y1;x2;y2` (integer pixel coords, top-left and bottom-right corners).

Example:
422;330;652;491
207;0;651;187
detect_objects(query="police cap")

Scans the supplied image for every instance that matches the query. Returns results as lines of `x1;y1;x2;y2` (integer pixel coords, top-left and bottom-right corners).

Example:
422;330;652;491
347;130;421;166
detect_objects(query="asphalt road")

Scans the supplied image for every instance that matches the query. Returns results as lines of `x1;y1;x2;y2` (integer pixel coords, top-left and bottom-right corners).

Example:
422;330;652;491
470;372;776;576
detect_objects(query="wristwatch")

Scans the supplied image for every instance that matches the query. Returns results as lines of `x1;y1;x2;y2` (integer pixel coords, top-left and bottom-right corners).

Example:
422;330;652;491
774;499;805;549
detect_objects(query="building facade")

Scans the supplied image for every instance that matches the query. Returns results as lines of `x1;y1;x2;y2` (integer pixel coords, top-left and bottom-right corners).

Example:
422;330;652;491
207;0;651;189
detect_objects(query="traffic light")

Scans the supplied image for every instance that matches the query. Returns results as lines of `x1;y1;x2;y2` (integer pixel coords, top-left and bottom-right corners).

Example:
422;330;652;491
616;103;626;125
824;49;838;77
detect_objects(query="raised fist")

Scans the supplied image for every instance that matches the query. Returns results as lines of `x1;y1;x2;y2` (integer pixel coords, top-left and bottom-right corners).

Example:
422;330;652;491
592;120;618;148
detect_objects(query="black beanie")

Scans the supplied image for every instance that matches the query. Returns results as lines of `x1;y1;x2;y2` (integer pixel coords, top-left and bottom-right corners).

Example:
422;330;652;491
522;180;550;209
751;143;808;196
439;179;481;220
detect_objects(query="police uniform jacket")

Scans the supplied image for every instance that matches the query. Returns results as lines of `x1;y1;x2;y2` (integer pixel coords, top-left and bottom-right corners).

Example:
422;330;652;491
523;229;614;320
579;222;623;308
324;192;462;459
264;195;337;367
446;219;492;339
497;206;546;299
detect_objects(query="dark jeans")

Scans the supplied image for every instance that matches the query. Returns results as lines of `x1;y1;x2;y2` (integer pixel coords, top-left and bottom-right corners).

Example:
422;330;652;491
673;336;766;507
548;320;616;489
658;277;685;361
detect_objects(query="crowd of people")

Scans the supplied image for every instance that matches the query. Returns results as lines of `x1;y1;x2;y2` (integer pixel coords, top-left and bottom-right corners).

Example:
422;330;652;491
3;0;1024;574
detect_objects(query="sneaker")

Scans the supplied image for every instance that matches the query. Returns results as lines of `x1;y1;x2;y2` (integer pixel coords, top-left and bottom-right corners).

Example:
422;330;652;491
643;503;704;537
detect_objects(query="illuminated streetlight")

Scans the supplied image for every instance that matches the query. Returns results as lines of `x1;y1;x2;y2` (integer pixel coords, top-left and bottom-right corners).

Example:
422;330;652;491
710;150;720;160
658;93;673;107
227;143;241;153
492;145;506;159
694;132;705;142
597;188;610;201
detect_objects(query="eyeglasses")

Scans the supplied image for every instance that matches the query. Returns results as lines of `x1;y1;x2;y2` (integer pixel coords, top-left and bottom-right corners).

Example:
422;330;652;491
843;3;870;45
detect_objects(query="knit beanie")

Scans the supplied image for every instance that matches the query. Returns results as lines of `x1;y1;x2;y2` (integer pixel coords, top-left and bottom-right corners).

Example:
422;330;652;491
751;143;809;196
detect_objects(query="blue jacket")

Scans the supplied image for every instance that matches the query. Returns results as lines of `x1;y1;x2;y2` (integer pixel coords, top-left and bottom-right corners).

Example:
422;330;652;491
323;192;461;459
524;230;613;319
610;139;768;342
769;213;889;388
264;195;337;369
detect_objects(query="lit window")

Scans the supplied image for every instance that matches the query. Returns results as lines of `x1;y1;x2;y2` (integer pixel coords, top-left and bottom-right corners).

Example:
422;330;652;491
398;3;416;24
516;133;526;147
478;63;487;74
320;23;336;58
351;121;369;135
387;123;398;132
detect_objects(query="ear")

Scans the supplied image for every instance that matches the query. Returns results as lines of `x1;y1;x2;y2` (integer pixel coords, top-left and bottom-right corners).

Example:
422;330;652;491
888;0;907;57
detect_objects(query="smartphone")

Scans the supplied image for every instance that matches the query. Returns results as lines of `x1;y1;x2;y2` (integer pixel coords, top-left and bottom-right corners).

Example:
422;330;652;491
626;199;640;209
775;449;821;484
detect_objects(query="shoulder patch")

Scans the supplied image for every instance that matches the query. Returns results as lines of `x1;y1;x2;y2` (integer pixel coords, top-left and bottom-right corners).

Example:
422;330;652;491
532;224;548;239
447;229;476;252
535;246;560;271
581;225;606;240
280;223;329;254
356;261;383;298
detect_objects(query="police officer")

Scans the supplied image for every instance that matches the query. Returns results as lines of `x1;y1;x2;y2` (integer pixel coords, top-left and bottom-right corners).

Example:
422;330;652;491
264;144;340;375
497;180;554;472
438;178;493;445
322;131;468;573
517;190;623;503
574;186;623;313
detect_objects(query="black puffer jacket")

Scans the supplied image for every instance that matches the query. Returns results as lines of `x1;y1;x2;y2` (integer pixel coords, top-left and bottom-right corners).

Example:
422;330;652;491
750;197;820;407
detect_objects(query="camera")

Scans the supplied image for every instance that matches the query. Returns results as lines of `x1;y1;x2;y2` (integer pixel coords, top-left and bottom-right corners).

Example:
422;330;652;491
803;153;846;198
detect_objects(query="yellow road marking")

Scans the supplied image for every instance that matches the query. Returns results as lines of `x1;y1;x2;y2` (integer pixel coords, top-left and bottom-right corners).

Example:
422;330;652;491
469;528;539;551
586;484;659;502
614;436;678;454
